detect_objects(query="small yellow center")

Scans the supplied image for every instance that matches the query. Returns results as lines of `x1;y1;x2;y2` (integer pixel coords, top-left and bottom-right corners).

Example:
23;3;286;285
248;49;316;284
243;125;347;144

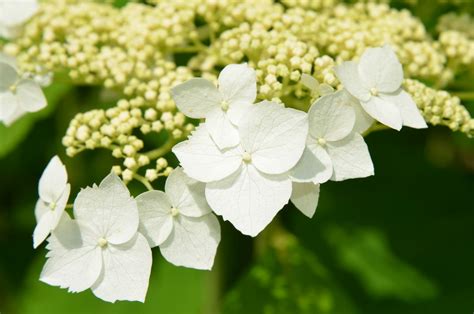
242;152;252;163
370;87;379;96
221;100;229;112
317;138;327;146
171;207;180;217
97;237;108;248
49;202;57;210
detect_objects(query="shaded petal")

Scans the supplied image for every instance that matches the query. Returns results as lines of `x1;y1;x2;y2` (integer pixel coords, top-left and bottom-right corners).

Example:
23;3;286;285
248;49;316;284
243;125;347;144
16;79;47;112
308;90;356;141
40;245;102;293
33;211;54;249
91;233;152;303
327;133;374;181
160;214;221;270
240;101;308;175
358;44;403;93
218;63;256;104
74;173;138;245
352;99;374;133
45;213;83;257
206;107;240;149
381;90;427;129
172;124;242;183
165;167;211;217
290;182;320;218
0;62;17;90
300;73;319;91
1;103;27;126
171;78;221;119
226;100;253;126
335;61;370;102
38;155;68;204
206;165;291;237
360;96;402;131
0;0;38;27
306;142;333;184
290;146;330;183
136;190;173;247
0;91;19;121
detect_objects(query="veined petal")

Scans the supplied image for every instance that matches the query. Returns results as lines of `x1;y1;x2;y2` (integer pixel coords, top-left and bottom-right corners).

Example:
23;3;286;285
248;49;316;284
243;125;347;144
0;62;17;90
360;96;403;131
38;156;68;204
218;63;256;104
74;173;138;245
290;182;320;219
0;91;19;121
352;99;374;133
206;107;240;149
136;190;173;247
172;124;242;183
306;142;333;184
206;164;291;237
40;245;102;293
171;78;221;119
16;79;47;112
358;44;403;93
240;101;308;175
326;133;374;181
335;61;370;102
91;233;152;303
308;90;356;142
290;147;330;183
165;167;211;218
380;89;427;129
45;213;83;257
160;214;221;270
227;100;253;126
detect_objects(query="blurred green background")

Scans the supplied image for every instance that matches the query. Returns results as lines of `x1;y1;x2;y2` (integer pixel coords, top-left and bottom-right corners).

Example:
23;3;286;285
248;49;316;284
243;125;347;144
1;0;473;313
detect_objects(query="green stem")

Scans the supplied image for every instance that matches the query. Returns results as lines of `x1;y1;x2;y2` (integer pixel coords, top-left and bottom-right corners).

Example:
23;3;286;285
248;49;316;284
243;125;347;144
144;137;178;160
133;173;154;191
450;92;474;100
66;204;73;209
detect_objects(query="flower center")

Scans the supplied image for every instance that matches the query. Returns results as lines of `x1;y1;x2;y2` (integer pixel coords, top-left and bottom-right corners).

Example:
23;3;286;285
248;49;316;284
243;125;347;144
242;152;252;163
49;202;57;210
370;87;379;96
317;137;327;146
221;100;229;112
171;207;180;217
97;237;108;248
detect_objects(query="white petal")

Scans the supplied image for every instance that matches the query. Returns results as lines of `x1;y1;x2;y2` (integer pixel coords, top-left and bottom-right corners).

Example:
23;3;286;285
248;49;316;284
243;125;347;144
40;245;102;293
136;190;173;247
16;79;47;112
290;182;320;218
206;165;291;237
327;133;374;181
226;100;253;126
240;101;308;175
335;61;370;102
33;211;54;249
91;233;152;303
34;199;49;222
160;214;220;270
290;146;331;183
0;53;17;68
360;96;403;131
165;167;211;217
205;107;240;149
300;73;319;91
319;84;335;96
0;91;18;121
1;103;27;126
308;90;356;142
74;173;138;245
352;99;374;133
0;62;17;90
38;155;68;204
172;124;242;182
171;78;221;119
45;213;83;257
358;44;403;93
0;0;38;27
380;90;427;129
306;142;333;184
218;63;256;104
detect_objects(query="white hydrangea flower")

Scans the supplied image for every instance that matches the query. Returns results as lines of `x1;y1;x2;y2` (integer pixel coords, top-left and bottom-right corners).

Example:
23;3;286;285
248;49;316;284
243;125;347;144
335;44;427;130
0;0;38;39
0;59;47;126
40;173;152;303
291;90;374;184
173;101;308;236
301;73;335;97
290;182;320;219
136;167;220;270
33;156;71;248
171;63;256;149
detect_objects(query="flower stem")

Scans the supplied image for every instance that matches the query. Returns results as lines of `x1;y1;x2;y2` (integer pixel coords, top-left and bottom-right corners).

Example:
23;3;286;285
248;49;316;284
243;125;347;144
133;173;154;191
144;137;178;160
450;92;474;100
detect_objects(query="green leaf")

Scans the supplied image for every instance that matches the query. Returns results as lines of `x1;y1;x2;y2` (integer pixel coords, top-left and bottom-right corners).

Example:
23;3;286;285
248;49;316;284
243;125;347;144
222;225;359;314
324;226;438;301
17;252;212;314
0;82;71;159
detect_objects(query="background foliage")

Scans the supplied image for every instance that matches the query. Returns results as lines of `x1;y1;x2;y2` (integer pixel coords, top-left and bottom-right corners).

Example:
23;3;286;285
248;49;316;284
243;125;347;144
0;0;473;313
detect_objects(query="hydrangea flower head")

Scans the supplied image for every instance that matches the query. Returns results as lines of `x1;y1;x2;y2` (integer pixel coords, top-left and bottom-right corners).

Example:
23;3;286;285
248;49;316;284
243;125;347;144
40;173;152;303
335;44;427;130
171;63;256;149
